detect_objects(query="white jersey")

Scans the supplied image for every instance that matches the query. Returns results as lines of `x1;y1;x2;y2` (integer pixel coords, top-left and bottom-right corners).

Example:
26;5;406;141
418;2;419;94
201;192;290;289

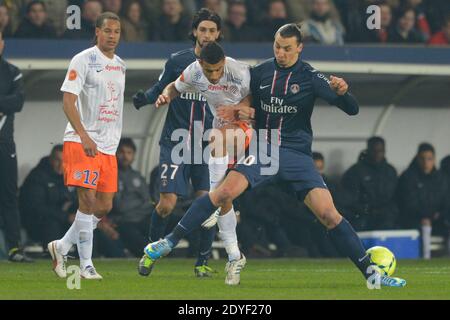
60;46;126;155
175;57;250;128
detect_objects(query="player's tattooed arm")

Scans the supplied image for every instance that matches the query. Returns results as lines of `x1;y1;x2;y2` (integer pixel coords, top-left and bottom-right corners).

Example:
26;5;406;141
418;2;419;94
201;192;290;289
62;92;98;157
156;82;180;108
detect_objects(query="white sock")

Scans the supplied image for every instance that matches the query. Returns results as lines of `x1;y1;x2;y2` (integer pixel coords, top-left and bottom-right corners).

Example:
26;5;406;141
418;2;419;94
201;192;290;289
217;207;241;261
57;223;77;255
421;225;432;260
92;215;102;230
208;154;229;191
74;210;94;269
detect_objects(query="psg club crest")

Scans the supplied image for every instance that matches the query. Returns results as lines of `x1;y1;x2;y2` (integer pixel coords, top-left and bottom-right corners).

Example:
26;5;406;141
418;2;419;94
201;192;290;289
290;84;300;94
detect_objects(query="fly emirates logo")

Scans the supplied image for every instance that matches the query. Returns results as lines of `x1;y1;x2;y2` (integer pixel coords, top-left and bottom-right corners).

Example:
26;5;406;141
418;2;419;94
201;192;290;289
261;97;298;114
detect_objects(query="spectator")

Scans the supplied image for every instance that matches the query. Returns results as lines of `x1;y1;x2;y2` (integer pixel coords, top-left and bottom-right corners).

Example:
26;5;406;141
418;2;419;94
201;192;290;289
397;143;449;259
63;0;103;39
428;15;450;45
0;4;13;38
0;31;31;262
388;6;424;43
14;1;57;39
223;1;258;42
245;0;270;26
202;0;228;20
260;0;290;41
152;0;191;41
37;0;69;36
340;137;399;231
110;138;152;257
120;0;148;42
366;2;394;43
400;0;431;41
19;145;77;249
301;0;345;45
102;0;122;15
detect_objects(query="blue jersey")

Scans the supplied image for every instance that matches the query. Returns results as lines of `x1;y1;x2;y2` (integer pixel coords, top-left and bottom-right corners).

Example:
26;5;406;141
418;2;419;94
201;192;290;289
250;58;359;155
145;48;213;148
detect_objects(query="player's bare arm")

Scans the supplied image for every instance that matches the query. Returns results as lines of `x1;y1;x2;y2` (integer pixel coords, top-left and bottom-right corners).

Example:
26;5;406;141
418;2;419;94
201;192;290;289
329;75;349;95
62;92;97;157
216;95;254;121
156;82;180;108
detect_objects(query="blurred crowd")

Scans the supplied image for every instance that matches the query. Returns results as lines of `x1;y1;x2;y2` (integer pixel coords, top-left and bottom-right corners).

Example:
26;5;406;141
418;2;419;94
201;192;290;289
3;136;449;261
0;0;449;45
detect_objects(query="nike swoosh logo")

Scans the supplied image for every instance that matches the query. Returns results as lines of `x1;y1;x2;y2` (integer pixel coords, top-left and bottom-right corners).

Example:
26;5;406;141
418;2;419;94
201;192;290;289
259;84;271;90
96;69;102;73
359;254;369;262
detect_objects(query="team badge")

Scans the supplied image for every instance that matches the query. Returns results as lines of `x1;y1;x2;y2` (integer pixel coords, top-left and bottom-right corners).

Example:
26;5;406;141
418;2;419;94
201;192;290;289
290;84;300;94
193;71;202;82
68;69;77;81
89;52;97;64
73;170;83;180
161;179;168;187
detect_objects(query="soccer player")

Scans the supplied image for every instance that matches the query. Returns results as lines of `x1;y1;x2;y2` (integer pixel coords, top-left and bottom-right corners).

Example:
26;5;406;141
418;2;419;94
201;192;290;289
132;8;220;277
139;23;407;288
47;12;125;280
140;41;252;285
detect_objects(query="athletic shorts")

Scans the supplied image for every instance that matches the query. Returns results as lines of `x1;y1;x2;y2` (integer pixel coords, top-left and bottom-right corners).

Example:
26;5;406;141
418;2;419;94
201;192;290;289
232;142;327;201
63;141;118;193
159;143;210;197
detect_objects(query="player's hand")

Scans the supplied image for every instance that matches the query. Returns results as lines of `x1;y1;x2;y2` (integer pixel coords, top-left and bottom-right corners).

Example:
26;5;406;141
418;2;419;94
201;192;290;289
132;90;150;110
155;94;171;108
216;105;238;121
80;134;98;157
329;75;348;95
237;106;255;121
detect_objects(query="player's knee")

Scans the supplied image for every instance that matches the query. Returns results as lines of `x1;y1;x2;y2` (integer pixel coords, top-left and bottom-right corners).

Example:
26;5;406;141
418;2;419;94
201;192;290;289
78;192;97;213
157;200;176;217
214;187;234;207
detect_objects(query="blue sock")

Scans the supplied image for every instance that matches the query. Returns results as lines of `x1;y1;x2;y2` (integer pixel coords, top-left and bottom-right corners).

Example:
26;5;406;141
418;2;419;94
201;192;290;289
166;194;217;248
195;227;217;266
328;218;371;279
150;208;169;242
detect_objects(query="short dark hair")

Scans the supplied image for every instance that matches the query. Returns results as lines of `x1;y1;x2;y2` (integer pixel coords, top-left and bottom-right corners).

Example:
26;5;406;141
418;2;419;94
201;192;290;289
312;152;324;161
418;142;435;155
51;144;63;155
276;23;303;44
200;41;225;64
119;138;137;152
367;136;385;149
189;8;222;42
26;1;46;14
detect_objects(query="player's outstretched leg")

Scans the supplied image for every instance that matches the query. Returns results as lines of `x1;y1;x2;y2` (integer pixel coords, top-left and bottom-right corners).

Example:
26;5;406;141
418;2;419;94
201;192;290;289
304;188;406;288
139;171;249;279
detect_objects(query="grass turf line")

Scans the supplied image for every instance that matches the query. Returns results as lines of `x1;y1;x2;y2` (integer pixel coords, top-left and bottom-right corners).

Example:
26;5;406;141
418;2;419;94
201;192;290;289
0;258;449;300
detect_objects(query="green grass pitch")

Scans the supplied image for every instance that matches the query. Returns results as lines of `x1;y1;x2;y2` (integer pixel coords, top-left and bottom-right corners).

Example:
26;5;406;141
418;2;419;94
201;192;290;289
0;258;449;300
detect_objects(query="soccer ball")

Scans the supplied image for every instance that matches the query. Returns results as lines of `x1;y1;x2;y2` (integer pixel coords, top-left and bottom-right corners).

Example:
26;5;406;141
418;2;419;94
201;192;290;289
366;246;396;276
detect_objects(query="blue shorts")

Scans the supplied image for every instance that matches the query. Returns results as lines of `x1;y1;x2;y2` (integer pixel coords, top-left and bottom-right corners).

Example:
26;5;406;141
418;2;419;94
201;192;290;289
159;144;210;197
233;145;327;201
